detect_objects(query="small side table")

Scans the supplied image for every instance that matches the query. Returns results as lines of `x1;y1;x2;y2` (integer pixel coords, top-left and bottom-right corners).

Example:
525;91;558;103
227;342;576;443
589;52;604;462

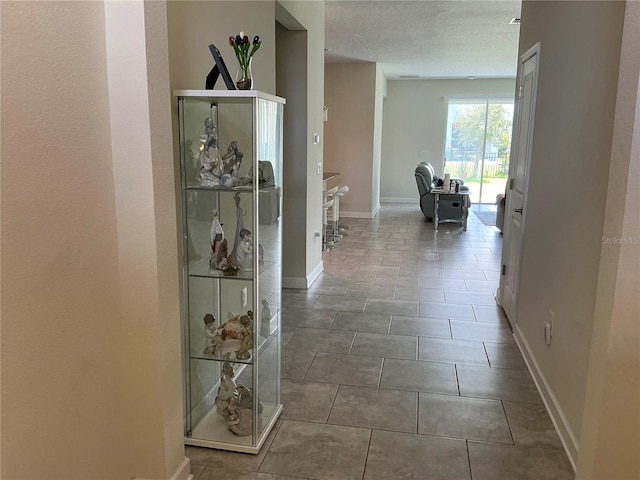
432;190;470;232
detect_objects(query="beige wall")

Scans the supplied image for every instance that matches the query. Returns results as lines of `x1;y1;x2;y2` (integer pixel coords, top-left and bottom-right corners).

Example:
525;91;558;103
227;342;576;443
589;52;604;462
277;1;326;287
372;65;387;214
576;2;640;479
167;1;276;94
514;0;627;468
380;78;516;201
324;62;378;217
1;1;187;479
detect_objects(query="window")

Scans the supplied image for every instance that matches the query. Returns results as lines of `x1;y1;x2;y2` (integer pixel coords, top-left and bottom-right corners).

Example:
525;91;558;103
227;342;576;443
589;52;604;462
444;97;514;204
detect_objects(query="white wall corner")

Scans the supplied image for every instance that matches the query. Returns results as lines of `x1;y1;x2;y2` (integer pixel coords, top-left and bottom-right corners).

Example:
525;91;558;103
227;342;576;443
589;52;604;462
283;260;324;289
514;325;579;471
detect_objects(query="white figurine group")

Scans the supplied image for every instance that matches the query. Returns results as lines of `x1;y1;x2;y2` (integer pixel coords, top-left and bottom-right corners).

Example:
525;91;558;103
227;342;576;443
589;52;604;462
215;362;262;436
203;311;254;361
197;118;249;188
209;194;259;275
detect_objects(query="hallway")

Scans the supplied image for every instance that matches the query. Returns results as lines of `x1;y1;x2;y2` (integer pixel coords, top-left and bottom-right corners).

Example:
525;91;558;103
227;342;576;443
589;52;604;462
187;203;574;480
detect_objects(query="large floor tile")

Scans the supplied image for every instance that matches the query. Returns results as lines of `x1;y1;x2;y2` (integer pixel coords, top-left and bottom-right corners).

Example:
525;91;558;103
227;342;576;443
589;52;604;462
364;297;419;316
330;311;391;334
280;379;338;423
260;421;370;480
473;304;510;323
468;441;574;480
394;286;446;302
380;358;458;395
197;467;299;480
350;331;418;360
364;430;470;480
457;364;543;403
328;385;418;433
281;347;316;380
419;277;466;289
285;327;355;354
312;295;366;312
305;352;383;387
450;319;514;343
484;341;527;369
281;308;337;329
374;275;419;287
418;393;512;443
281;291;319;309
389;315;451;338
419;302;475;320
503;401;564;449
441;268;488;280
418;336;489;365
345;284;395;298
444;290;497;306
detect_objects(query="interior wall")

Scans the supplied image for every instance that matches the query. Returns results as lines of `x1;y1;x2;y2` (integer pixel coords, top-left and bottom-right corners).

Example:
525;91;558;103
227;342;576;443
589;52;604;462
380;78;516;202
277;0;325;284
167;1;276;94
276;22;309;285
514;0;626;464
1;2;130;477
371;65;387;215
1;1;187;479
324;62;377;217
576;2;640;478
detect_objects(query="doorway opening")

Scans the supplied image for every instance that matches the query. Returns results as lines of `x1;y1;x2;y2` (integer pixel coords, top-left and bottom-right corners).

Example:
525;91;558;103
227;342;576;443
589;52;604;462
444;98;514;204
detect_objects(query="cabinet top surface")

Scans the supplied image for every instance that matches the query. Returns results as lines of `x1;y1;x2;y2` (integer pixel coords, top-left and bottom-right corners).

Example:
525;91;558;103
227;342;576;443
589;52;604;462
173;89;286;104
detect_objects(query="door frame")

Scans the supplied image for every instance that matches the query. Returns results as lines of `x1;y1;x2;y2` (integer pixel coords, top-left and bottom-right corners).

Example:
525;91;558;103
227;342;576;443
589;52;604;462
498;42;541;326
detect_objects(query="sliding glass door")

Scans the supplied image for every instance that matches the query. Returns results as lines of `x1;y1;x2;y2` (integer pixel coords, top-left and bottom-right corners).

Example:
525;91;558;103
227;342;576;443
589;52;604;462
444;98;514;204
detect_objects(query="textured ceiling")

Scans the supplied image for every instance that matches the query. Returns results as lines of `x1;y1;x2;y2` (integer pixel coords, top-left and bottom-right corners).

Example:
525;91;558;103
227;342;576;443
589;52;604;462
325;0;522;79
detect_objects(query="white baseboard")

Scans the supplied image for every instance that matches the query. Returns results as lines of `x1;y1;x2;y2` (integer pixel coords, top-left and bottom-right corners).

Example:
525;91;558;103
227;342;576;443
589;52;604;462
307;260;324;287
380;197;416;203
282;261;324;289
513;325;579;471
134;456;192;480
371;204;381;217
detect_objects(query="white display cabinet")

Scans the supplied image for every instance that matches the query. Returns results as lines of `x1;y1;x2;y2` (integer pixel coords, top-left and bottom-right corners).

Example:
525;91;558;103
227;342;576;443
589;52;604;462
174;90;284;453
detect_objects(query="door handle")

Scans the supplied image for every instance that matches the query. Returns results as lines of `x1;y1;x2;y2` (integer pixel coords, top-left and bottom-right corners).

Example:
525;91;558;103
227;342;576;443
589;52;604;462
513;208;523;214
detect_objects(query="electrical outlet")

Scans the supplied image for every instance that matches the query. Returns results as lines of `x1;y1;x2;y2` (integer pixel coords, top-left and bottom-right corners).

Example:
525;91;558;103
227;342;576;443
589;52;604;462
241;287;248;308
545;310;555;345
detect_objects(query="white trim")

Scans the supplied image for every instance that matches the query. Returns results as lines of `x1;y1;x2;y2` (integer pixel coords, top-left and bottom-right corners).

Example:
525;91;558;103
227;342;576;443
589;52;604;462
307;260;324;287
282;260;324;289
173;89;286;104
371;204;381;217
513;325;579;471
444;94;515;102
282;276;308;289
134;456;192;480
380;197;416;203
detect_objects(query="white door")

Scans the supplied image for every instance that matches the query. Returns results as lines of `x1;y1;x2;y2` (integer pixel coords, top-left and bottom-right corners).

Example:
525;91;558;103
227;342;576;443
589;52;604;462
499;44;540;325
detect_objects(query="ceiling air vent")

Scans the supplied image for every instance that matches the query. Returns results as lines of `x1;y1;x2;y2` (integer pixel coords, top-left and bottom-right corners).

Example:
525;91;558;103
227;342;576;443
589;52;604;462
509;17;521;25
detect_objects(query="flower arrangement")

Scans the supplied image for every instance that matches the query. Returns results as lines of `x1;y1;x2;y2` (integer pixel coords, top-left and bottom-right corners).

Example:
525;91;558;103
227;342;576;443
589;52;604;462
228;31;262;89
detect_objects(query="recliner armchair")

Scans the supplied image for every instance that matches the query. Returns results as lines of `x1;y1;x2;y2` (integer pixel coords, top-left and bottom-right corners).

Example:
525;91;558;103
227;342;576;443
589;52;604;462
415;162;470;221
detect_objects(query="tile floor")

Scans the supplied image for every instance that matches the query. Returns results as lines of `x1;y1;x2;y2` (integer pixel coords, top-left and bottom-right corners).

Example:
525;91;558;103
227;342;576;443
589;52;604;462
187;203;574;480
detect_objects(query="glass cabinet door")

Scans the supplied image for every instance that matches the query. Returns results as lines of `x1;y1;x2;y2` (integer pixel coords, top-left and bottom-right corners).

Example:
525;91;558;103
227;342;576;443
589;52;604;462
176;91;284;453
